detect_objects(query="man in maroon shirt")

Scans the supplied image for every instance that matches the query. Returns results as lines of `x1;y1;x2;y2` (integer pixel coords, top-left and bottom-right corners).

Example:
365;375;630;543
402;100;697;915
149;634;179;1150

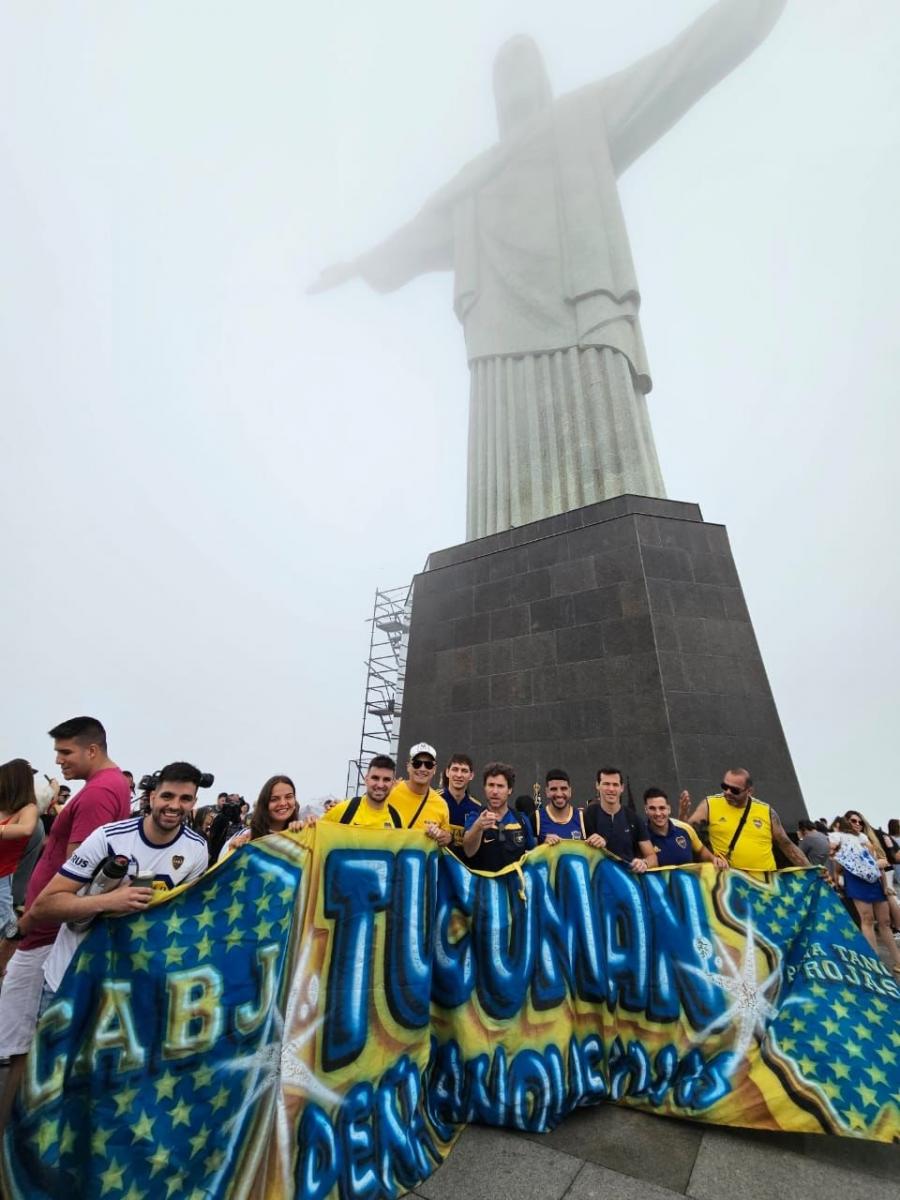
0;716;129;1123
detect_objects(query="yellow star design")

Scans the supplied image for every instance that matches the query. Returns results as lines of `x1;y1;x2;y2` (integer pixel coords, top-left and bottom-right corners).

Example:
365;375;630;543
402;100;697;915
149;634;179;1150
876;1045;894;1066
154;1072;178;1102
130;948;152;972
165;1170;186;1199
844;1106;868;1131
59;1123;76;1155
170;1099;192;1128
797;1056;816;1076
822;1017;840;1036
122;1185;143;1200
99;1158;125;1195
820;1082;841;1101
831;1001;849;1020
769;921;783;935
789;1017;804;1034
856;1025;872;1042
871;997;888;1013
130;915;153;943
187;1190;207;1200
255;918;273;940
867;1010;883;1027
820;908;835;922
113;1085;139;1117
889;1029;900;1049
833;1061;851;1080
800;1001;816;1015
164;910;185;936
774;904;788;919
845;1041;864;1060
74;952;94;975
224;928;243;950
132;1110;155;1142
188;1123;212;1157
839;987;854;1003
864;1065;887;1087
196;932;213;958
195;908;215;931
809;983;827;999
203;1148;226;1175
855;1083;878;1108
278;884;294;904
35;1117;58;1156
163;945;186;967
147;1147;169;1178
230;873;249;896
224;899;242;925
192;1064;215;1090
209;1085;229;1113
91;1127;112;1157
256;892;272;914
809;1035;827;1054
778;1036;797;1053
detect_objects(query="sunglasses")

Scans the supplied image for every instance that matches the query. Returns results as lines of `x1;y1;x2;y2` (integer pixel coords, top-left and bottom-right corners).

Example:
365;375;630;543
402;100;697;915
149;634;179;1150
721;783;747;796
411;758;435;770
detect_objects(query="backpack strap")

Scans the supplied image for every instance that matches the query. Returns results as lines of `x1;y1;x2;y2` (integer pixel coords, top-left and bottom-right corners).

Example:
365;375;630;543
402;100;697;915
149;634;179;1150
407;792;430;829
387;804;402;829
577;809;586;838
725;800;757;862
340;796;362;825
535;810;542;839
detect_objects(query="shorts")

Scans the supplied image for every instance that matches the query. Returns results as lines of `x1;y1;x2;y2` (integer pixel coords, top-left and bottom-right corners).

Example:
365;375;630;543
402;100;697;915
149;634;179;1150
0;943;53;1057
0;876;13;929
843;871;886;904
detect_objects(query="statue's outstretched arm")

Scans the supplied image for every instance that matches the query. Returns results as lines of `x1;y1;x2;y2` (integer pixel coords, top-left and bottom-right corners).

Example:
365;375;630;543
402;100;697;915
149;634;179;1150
308;202;454;296
597;0;788;174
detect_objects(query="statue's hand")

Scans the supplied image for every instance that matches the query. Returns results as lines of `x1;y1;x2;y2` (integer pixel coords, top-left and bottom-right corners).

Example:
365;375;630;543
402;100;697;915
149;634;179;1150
307;261;357;294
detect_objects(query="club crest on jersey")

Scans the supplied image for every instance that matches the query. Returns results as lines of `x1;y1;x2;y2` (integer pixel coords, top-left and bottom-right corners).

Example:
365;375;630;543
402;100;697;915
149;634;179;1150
675;835;688;849
752;819;762;829
172;855;184;870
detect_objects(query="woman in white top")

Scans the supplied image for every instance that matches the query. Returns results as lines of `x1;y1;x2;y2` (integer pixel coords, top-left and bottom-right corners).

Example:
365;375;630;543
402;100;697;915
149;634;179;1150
218;775;300;860
829;815;900;975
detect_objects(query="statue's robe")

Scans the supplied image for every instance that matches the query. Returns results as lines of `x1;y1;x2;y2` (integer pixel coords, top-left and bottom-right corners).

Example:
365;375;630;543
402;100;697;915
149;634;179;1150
355;0;786;537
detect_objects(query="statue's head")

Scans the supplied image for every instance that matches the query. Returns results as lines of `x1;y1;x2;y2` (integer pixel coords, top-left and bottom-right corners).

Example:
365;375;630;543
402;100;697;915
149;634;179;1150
493;36;552;139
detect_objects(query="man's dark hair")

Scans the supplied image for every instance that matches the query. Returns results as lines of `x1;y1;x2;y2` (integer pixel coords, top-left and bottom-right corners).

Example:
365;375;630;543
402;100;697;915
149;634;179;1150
596;766;623;784
48;716;107;752
545;768;570;785
483;762;515;788
724;767;753;788
367;754;396;773
447;753;474;770
123;770;134;780
643;787;668;802
217;791;228;801
798;819;815;833
155;762;203;789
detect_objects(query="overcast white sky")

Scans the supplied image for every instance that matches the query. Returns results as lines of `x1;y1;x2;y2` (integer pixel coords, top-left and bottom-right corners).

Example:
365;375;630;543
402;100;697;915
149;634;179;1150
1;1;898;828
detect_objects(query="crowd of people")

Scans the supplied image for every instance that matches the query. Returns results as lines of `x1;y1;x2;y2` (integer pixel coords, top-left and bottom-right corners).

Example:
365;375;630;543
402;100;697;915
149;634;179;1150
1;715;899;1129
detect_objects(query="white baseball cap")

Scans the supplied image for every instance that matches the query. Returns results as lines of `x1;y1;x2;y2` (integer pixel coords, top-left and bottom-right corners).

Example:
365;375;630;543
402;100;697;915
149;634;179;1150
409;742;437;761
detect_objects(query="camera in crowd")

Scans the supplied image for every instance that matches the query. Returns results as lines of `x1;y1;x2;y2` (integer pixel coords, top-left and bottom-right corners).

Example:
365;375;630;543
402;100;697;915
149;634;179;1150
138;770;215;793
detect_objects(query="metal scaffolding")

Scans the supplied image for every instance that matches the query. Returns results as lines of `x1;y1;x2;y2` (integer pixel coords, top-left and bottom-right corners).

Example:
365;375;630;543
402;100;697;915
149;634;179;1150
345;582;413;797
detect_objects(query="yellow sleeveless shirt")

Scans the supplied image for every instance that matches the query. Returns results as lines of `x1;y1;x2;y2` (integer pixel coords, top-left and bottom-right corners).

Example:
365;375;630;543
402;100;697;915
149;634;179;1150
707;794;775;872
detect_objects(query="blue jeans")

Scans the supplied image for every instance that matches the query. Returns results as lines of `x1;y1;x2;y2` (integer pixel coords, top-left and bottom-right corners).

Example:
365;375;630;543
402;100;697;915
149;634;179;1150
0;876;14;930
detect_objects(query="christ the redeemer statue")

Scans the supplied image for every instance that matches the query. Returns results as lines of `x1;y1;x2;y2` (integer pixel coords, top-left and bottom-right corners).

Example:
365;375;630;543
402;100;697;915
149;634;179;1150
311;0;788;540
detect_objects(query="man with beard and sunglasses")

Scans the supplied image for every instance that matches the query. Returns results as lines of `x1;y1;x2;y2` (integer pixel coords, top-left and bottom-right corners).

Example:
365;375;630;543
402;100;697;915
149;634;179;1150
389;743;452;846
679;767;809;873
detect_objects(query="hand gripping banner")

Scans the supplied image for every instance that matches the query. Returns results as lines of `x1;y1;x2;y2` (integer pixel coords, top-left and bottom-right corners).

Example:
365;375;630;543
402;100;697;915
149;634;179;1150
3;824;898;1199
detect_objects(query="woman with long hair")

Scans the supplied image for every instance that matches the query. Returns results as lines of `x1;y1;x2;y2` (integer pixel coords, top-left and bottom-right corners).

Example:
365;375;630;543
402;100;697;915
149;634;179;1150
829;815;900;975
0;759;40;930
844;808;900;932
218;775;300;860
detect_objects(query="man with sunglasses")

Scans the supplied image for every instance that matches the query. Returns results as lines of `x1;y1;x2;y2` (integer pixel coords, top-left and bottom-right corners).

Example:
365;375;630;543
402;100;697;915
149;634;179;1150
389;743;452;845
678;768;809;872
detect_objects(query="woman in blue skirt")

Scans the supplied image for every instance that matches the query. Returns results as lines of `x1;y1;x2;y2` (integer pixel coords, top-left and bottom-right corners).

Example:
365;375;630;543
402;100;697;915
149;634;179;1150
829;815;900;975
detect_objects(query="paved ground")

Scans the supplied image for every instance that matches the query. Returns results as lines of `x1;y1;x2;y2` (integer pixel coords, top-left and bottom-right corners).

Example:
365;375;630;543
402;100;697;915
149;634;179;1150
410;1106;899;1200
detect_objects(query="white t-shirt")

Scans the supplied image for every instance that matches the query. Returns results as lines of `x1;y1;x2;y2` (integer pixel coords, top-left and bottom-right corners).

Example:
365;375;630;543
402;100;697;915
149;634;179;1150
43;816;208;992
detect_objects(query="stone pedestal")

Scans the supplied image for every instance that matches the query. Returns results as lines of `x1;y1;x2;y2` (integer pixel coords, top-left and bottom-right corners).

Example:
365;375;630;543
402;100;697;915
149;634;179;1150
396;495;804;824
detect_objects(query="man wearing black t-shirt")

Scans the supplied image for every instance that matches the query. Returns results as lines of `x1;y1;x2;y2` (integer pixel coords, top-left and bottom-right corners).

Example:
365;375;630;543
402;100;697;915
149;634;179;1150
583;766;657;872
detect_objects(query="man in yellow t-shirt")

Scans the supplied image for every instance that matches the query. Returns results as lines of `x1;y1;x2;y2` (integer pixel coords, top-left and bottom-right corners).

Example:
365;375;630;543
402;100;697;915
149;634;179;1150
322;756;402;828
678;767;810;872
389;742;452;846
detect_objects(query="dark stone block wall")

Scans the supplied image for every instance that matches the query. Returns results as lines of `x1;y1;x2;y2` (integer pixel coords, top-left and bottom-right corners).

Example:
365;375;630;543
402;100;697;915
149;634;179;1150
396;496;805;825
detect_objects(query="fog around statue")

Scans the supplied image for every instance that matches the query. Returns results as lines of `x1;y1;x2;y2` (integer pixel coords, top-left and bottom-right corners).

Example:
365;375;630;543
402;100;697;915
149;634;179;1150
311;0;788;539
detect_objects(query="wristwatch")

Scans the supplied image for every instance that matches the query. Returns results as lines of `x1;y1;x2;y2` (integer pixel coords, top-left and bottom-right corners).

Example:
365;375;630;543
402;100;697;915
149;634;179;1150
3;919;23;941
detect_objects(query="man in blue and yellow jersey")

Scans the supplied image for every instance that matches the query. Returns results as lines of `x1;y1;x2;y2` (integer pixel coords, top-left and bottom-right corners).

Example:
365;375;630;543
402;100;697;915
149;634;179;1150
440;752;482;853
678;768;809;872
534;769;586;844
644;787;726;868
462;763;535;871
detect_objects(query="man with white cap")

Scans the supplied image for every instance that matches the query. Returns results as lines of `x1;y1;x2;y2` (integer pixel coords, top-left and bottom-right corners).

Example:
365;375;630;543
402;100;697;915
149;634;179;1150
389;742;452;845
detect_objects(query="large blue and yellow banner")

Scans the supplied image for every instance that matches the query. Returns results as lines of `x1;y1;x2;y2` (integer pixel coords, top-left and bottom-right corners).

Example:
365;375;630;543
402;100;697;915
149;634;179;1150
3;824;898;1199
